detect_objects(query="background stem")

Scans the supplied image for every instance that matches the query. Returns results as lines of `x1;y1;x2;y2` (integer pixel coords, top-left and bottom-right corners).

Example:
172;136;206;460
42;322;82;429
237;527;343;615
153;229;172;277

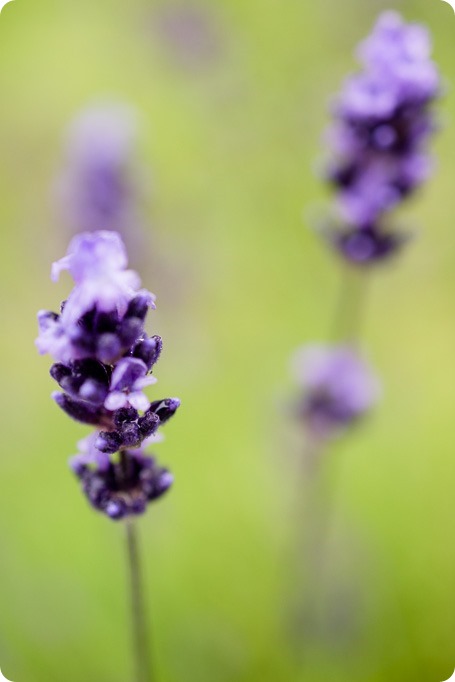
290;265;369;662
331;264;370;344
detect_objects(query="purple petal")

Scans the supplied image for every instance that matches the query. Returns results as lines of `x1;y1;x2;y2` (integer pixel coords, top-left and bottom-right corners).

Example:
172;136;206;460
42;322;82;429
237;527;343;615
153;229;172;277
52;231;128;284
110;357;147;392
134;375;157;390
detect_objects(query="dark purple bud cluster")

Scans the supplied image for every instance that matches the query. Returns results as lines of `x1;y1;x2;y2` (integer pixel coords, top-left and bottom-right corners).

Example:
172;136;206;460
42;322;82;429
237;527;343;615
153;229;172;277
71;448;173;520
334;226;408;265
60;292;154;365
324;12;440;265
36;231;180;520
95;399;180;454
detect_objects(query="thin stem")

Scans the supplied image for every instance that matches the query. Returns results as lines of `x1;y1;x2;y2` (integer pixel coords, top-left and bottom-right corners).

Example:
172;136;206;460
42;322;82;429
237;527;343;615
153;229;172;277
331;264;370;344
287;435;325;652
290;264;369;662
125;520;154;682
289;433;341;661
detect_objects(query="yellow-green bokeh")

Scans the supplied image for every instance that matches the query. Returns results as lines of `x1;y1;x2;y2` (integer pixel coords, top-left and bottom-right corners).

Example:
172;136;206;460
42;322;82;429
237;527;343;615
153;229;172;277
0;1;454;681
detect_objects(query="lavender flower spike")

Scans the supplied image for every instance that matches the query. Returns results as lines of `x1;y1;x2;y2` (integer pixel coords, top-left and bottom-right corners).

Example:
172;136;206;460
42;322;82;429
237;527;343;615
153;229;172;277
293;345;380;438
56;102;144;242
324;11;440;265
36;230;180;520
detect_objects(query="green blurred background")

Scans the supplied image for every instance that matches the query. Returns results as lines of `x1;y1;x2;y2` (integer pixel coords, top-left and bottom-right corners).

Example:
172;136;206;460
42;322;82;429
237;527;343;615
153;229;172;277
0;0;455;680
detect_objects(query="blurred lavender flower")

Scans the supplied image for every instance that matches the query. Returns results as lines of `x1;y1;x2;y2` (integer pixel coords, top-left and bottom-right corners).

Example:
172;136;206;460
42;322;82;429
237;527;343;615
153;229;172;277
36;230;180;520
324;11;440;265
56;103;146;250
153;4;222;69
293;345;380;438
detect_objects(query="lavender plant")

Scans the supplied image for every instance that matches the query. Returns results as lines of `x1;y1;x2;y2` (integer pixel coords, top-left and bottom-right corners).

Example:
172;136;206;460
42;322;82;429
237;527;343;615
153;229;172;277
296;9;440;450
289;10;440;655
324;11;440;265
36;230;179;681
56;103;146;249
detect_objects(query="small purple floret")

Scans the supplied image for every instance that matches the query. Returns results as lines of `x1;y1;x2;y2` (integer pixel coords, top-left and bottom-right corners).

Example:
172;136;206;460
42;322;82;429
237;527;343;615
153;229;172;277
71;436;173;520
105;357;156;412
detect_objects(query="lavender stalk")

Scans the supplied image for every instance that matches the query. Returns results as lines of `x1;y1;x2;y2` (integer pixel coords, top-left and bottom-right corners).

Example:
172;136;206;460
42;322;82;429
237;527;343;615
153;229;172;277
289;10;441;655
36;230;180;680
56;103;145;242
324;11;440;265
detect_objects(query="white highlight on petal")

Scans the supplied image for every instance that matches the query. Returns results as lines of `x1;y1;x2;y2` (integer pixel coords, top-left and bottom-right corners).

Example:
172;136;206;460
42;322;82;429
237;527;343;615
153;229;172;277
104;392;127;411
128;392;150;411
441;0;455;13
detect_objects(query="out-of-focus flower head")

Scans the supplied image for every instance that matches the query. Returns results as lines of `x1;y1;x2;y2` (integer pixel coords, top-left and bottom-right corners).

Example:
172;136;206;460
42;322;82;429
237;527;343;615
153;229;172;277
292;345;380;438
154;5;222;69
323;11;440;265
36;231;180;520
56;102;146;247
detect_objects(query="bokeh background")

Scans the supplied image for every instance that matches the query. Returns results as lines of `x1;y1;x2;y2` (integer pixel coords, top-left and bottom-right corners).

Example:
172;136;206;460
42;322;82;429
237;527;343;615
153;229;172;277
0;0;455;680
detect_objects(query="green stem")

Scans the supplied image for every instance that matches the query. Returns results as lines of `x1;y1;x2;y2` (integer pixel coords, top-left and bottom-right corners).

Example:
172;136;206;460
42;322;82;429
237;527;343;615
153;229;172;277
291;265;369;661
331;264;370;344
289;433;340;660
125;520;154;682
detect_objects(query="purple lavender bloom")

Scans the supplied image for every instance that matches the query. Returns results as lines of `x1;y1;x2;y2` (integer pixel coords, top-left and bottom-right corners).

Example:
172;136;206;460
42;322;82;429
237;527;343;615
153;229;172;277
104;357;157;412
70;433;172;520
69;432;112;473
56;103;144;242
37;231;180;520
324;11;440;265
293;345;380;438
36;231;155;364
358;13;439;102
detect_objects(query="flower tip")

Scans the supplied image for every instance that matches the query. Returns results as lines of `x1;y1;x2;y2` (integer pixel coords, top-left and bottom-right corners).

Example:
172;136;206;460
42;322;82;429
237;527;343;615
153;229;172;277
159;471;174;493
68;455;85;476
105;500;127;520
50;263;59;283
378;9;402;26
137;288;157;310
95;431;122;454
161;471;174;486
37;309;48;322
51;255;71;283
